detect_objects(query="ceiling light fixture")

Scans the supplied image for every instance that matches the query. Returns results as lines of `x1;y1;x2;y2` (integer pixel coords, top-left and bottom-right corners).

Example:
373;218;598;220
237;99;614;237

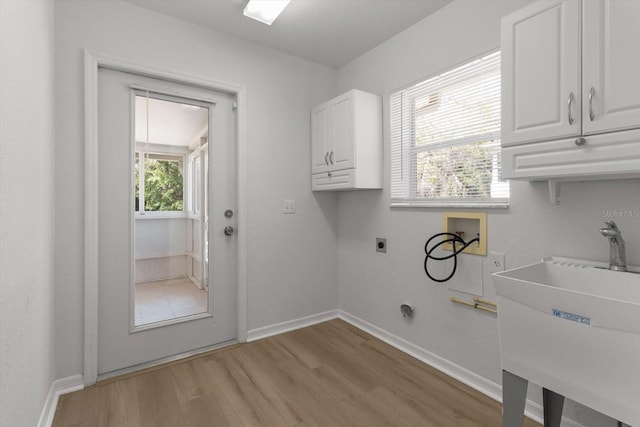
243;0;291;26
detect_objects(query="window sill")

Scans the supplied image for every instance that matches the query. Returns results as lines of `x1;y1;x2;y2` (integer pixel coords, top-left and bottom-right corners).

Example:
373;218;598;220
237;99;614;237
135;211;187;219
390;199;509;209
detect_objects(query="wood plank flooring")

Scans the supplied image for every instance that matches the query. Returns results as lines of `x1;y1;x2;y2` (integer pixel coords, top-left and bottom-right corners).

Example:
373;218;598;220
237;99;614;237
53;319;541;426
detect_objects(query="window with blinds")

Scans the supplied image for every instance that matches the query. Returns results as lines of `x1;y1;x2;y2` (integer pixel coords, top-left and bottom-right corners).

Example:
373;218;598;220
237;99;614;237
390;51;508;207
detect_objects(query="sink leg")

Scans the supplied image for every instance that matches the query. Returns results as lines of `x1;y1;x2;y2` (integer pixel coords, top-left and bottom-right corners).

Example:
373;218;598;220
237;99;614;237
543;388;564;427
503;370;528;427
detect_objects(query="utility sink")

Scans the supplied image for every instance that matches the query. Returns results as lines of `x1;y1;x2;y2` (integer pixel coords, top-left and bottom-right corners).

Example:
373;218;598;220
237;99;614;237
493;257;640;425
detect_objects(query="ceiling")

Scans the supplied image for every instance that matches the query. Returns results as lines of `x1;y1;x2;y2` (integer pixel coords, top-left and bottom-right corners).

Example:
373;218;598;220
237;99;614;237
135;96;208;147
122;0;452;69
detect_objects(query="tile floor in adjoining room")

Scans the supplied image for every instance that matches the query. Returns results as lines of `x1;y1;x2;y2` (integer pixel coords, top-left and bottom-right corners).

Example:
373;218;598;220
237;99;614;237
135;277;208;326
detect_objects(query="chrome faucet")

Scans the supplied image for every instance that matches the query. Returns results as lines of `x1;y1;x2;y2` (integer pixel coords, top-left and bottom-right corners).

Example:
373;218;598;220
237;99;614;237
599;220;627;272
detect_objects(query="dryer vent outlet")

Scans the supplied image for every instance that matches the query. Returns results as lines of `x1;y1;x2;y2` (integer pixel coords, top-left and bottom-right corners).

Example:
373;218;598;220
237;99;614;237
400;304;414;319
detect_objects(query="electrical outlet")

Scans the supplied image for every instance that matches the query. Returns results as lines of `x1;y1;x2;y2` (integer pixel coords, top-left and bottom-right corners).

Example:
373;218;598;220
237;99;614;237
283;199;295;214
376;238;387;253
487;251;505;273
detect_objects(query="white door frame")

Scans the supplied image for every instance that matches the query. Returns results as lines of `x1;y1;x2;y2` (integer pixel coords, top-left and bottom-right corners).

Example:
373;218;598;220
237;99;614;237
83;49;248;386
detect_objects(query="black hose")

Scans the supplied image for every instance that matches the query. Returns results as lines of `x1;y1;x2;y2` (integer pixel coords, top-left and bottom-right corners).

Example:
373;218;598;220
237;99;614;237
424;232;480;283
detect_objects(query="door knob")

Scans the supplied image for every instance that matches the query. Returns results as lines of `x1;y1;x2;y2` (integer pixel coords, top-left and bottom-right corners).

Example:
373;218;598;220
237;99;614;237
224;226;234;236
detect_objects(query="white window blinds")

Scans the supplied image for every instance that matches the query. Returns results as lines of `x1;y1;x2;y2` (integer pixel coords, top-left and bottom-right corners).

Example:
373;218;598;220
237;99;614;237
390;51;508;207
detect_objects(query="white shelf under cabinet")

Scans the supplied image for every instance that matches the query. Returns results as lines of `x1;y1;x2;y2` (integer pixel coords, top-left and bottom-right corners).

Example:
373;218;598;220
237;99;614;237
311;89;382;191
502;128;640;181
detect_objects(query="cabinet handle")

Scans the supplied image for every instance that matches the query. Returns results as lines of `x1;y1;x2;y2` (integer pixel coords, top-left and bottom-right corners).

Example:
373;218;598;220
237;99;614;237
329;151;334;165
567;92;574;125
588;87;595;121
575;137;586;146
324;152;329;165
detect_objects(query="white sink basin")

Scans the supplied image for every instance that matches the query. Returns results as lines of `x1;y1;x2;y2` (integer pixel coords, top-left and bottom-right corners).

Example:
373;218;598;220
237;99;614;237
493;257;640;425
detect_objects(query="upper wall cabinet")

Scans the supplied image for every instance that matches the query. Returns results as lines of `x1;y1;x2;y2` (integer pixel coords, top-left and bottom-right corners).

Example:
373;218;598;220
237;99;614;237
582;0;640;135
500;0;640;186
501;0;581;146
311;90;382;191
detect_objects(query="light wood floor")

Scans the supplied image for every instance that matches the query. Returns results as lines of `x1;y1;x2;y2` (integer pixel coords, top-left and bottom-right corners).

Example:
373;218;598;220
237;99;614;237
53;319;541;426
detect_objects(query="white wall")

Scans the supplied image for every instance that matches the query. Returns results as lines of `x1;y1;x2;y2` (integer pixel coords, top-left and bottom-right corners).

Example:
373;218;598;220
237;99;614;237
336;1;639;426
54;0;339;379
0;1;56;426
135;218;188;283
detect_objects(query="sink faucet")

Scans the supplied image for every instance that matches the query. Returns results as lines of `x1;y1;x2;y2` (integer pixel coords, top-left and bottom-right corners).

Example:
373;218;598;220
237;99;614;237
599;220;627;272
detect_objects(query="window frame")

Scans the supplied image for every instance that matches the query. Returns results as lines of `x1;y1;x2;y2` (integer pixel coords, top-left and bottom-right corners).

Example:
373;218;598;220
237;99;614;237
187;146;206;220
390;50;509;209
135;146;187;219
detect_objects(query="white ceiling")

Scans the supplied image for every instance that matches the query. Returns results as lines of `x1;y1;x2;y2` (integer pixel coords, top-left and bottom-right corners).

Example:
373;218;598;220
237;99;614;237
122;0;452;69
135;96;208;147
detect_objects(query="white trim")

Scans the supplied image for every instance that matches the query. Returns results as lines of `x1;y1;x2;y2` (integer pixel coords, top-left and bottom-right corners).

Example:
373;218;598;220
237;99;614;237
130;84;219;106
135;251;187;261
236;87;249;343
390;199;509;209
84;50;99;387
247;309;340;342
83;49;248;385
135;212;188;220
337;311;501;399
337;310;585;427
37;375;84;427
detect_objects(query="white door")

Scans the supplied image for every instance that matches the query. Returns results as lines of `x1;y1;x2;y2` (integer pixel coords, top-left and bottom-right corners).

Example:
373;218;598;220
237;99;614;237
583;0;640;135
501;0;581;146
330;93;355;171
311;102;331;174
97;68;237;376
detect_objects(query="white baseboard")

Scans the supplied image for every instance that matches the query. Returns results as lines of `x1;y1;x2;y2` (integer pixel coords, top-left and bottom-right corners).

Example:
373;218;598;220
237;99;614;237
337;310;584;427
37;375;84;427
247;309;339;342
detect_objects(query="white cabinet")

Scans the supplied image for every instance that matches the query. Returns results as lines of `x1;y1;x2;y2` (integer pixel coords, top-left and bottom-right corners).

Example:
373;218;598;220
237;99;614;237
583;0;640;135
311;90;382;191
311;93;355;174
501;0;640;187
501;0;581;146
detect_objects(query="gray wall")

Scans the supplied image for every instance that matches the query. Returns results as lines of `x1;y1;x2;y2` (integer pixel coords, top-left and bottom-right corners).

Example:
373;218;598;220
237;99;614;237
0;1;56;426
54;0;339;379
336;1;639;426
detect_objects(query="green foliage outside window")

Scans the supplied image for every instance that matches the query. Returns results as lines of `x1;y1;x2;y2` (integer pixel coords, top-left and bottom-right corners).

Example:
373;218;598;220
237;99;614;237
135;155;184;212
415;142;495;199
145;159;183;211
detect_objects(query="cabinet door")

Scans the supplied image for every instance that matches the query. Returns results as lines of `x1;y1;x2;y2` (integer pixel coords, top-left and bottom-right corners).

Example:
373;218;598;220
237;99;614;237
501;0;581;146
330;93;355;171
583;0;640;135
311;102;331;174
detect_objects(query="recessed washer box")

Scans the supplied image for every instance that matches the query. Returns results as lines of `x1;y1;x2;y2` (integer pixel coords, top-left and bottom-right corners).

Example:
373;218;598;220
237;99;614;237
441;212;487;256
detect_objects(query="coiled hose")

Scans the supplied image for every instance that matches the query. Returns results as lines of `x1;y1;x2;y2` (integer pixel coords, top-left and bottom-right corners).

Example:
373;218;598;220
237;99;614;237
424;232;480;283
